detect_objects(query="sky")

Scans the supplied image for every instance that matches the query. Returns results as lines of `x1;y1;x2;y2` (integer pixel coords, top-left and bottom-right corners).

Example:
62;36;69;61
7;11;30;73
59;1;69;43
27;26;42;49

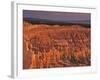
23;10;91;22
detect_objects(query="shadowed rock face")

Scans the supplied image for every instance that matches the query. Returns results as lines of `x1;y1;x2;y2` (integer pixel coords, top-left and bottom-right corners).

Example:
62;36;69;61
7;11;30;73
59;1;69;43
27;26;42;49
23;21;91;69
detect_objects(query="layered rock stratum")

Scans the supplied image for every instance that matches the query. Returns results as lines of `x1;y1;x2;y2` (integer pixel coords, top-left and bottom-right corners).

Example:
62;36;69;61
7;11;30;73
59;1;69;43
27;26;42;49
23;21;91;69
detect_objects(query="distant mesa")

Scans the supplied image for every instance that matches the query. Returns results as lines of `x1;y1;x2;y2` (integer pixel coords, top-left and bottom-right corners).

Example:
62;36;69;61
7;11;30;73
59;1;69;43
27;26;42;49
23;17;91;28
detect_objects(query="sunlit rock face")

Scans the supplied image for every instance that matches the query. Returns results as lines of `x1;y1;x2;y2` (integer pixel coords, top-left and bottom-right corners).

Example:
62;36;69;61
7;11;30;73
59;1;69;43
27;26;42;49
23;21;91;69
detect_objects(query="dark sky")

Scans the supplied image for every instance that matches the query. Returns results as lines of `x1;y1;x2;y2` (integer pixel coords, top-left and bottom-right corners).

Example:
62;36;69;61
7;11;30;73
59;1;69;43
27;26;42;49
23;10;90;21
